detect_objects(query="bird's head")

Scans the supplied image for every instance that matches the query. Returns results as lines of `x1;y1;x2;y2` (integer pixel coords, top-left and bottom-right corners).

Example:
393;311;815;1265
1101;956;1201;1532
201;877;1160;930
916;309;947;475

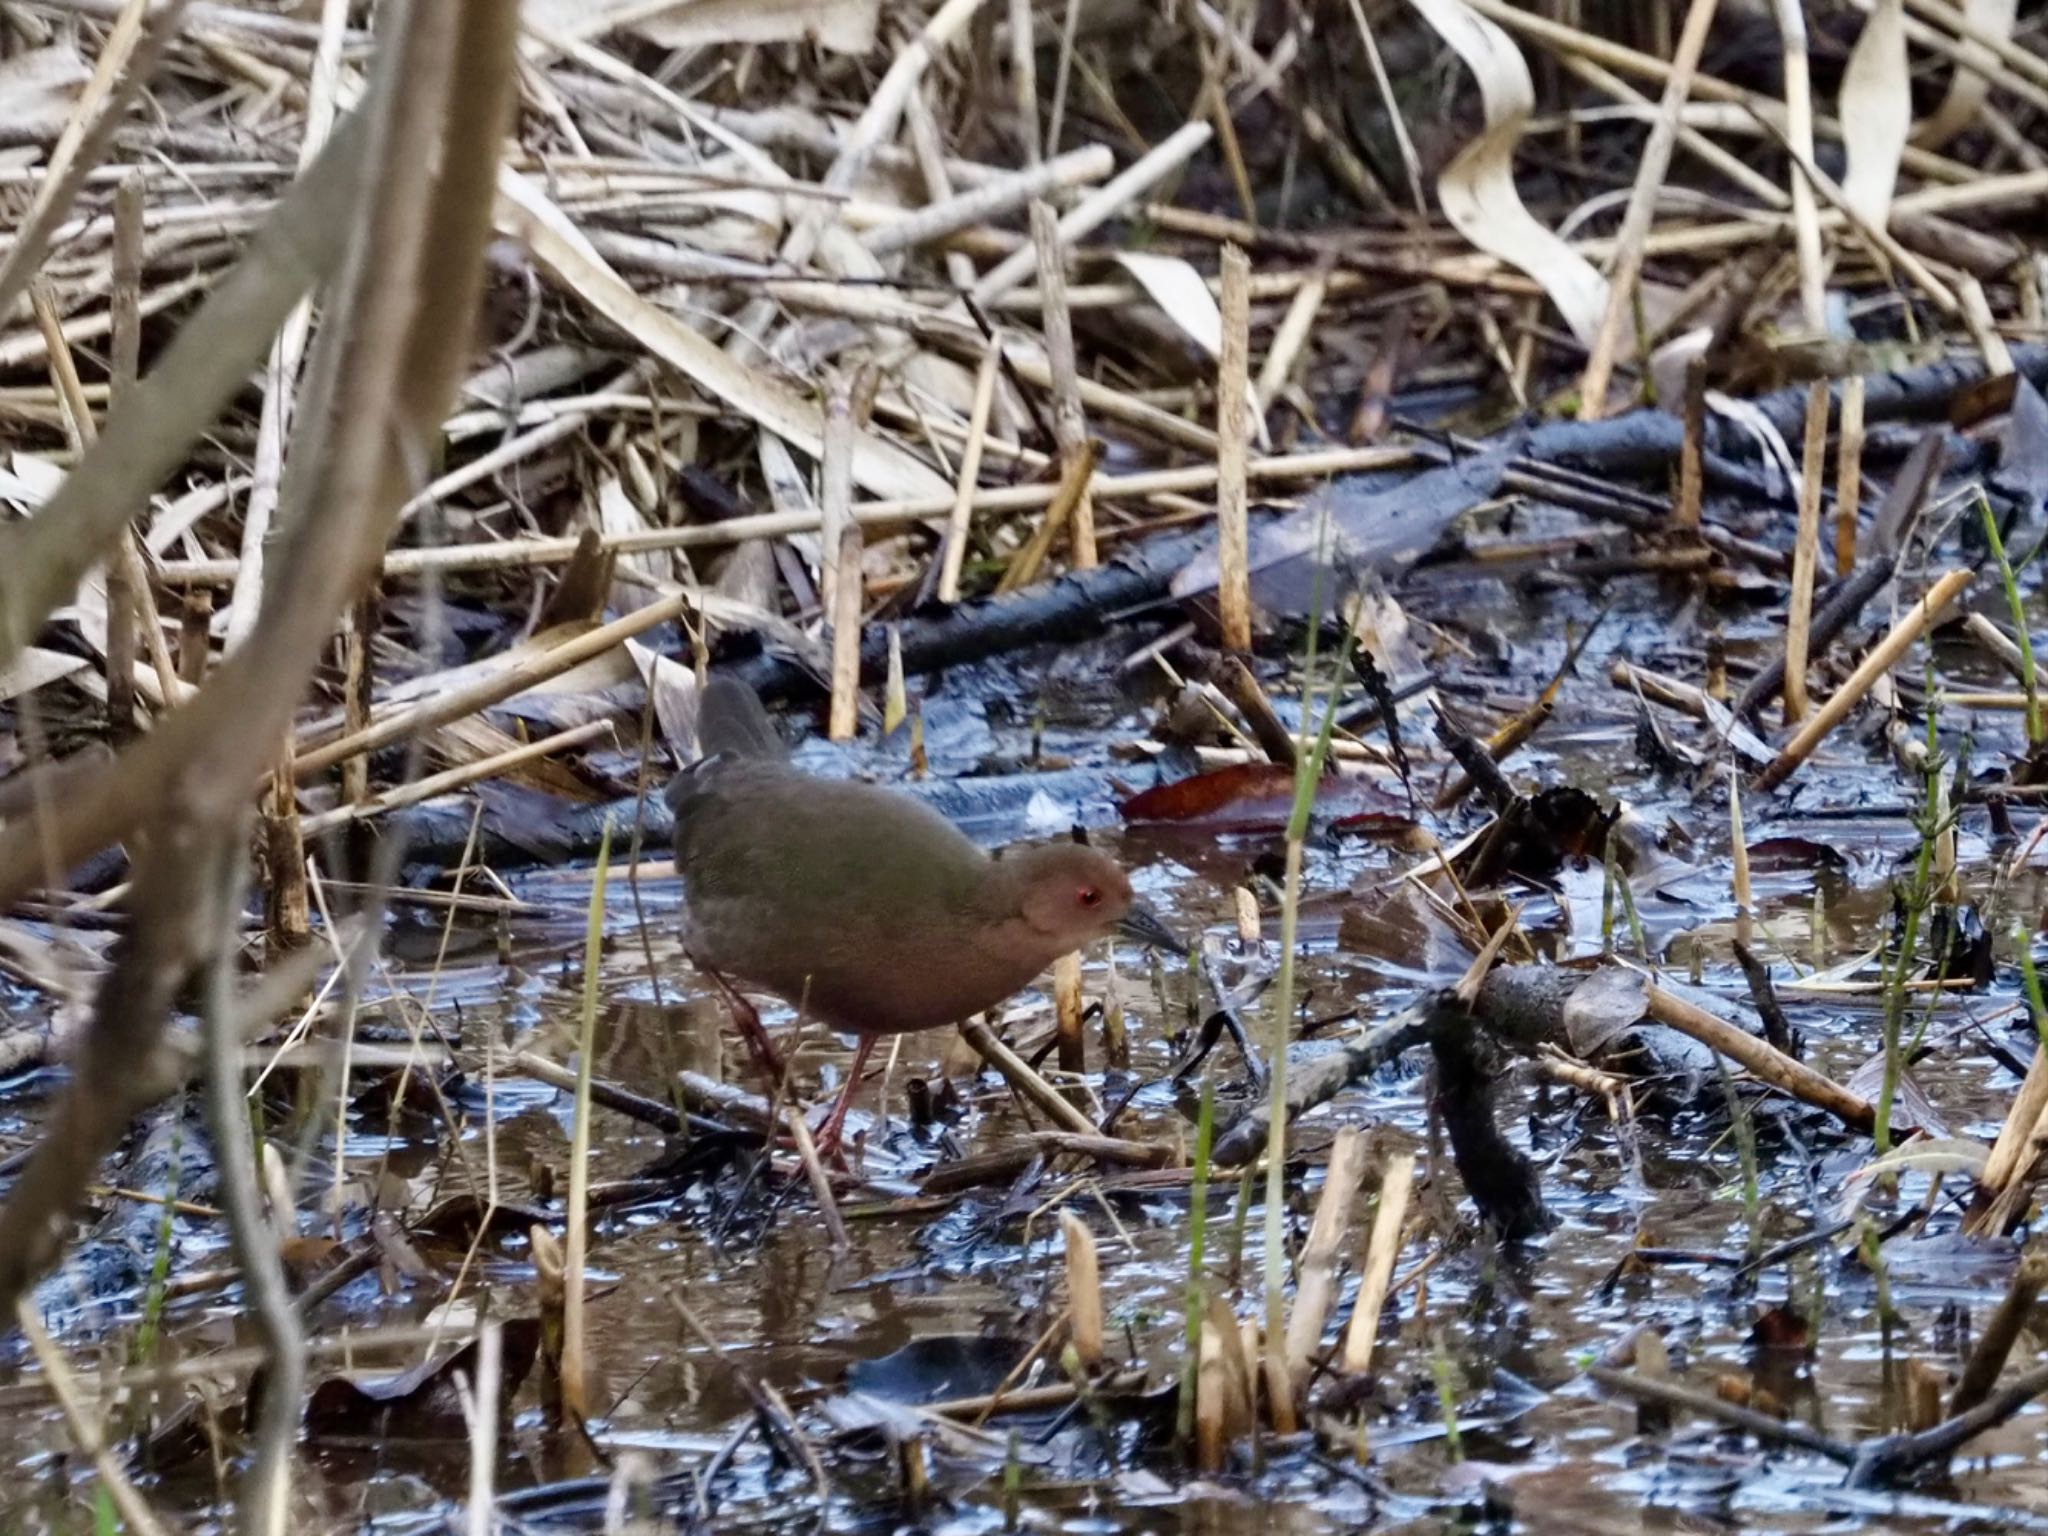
1003;842;1184;957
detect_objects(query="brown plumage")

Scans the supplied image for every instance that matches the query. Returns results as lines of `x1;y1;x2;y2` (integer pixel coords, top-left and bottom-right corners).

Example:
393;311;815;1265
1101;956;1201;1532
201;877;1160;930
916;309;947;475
668;678;1180;1151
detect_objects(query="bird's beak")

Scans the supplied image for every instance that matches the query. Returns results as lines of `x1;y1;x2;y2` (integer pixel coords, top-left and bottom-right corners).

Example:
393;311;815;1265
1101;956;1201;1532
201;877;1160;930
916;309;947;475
1118;901;1186;954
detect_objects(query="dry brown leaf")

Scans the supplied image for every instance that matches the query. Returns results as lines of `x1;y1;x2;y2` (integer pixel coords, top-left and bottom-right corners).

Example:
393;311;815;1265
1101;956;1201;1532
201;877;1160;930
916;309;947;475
1409;0;1609;347
495;169;950;503
1839;0;1910;227
1911;0;2017;149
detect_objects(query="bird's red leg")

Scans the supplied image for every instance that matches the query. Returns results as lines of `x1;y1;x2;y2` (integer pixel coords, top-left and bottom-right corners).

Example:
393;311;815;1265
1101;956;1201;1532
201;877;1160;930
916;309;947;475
811;1033;877;1163
705;969;784;1082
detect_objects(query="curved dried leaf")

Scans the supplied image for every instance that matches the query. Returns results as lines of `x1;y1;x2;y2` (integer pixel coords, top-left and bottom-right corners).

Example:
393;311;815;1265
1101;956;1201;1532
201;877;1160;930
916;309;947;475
1114;252;1224;357
1911;0;2017;150
1409;0;1609;346
1840;0;1910;226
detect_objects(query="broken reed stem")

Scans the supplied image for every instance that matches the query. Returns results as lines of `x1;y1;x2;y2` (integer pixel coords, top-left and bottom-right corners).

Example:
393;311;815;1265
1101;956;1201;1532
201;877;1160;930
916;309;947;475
1575;0;1722;418
1254;259;1329;410
970;120;1212;306
1968;1047;2048;1228
1061;1210;1103;1370
955;1018;1099;1137
994;435;1101;592
1053;950;1086;1077
1642;982;1874;1130
1675;353;1706;529
464;1320;502;1536
1283;1126;1365;1398
1782;380;1830;725
937;339;1000;603
562;819;614;1423
1754;569;1972;792
1950;1249;2048;1414
1031;199;1095;568
824;376;862;742
1216;244;1253;652
1835;374;1865;572
1339;1152;1414;1375
263;742;310;956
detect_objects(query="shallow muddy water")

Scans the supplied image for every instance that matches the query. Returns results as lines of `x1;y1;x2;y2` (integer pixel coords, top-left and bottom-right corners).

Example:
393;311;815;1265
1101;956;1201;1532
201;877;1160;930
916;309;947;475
6;604;2048;1535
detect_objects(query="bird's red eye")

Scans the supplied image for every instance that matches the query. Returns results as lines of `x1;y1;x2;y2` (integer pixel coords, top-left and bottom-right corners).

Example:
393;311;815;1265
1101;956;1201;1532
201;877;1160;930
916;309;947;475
1078;887;1102;907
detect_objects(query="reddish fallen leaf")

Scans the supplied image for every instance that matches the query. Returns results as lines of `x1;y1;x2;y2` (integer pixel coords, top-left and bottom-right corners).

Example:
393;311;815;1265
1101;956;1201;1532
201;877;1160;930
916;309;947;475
1119;762;1411;832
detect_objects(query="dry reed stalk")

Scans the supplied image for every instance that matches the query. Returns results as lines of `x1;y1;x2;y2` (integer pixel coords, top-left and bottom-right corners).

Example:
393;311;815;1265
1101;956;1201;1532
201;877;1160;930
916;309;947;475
1771;0;1828;331
956;1018;1099;1136
785;1105;850;1247
1007;0;1040;164
938;340;1000;603
1254;259;1329;410
292;591;691;776
1558;54;1787;208
1338;1151;1413;1374
823;378;863;742
162;445;1416;587
1053;950;1085;1076
1767;129;1960;315
1030;202;1096;568
1642;982;1873;1129
994;436;1101;592
1216;244;1253;652
1728;766;1753;940
1283;1127;1366;1397
1576;0;1722;418
900;84;981;298
1061;1210;1103;1369
1835;374;1865;572
866;141;1113;257
299;720;614;835
1233;886;1260;943
1675;353;1706;528
1753;569;1972;791
971;120;1214;305
1782;381;1830;724
464;1320;501;1536
1959;275;2016;374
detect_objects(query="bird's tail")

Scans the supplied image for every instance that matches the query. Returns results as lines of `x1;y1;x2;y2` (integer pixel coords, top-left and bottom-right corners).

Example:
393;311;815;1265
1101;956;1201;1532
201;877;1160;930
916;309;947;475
664;677;781;815
696;677;784;761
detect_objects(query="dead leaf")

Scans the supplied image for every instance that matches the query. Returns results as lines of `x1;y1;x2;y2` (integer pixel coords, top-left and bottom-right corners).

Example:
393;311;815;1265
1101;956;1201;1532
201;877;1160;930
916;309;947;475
301;1319;542;1442
1408;0;1609;347
1839;0;1910;227
626;638;701;756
